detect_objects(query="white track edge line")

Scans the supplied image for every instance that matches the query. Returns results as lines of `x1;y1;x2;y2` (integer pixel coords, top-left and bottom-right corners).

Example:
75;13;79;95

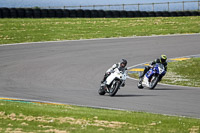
0;33;200;47
1;96;199;119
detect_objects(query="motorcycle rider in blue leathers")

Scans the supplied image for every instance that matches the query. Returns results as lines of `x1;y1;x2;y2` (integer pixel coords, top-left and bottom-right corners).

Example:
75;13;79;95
101;59;127;87
140;55;167;82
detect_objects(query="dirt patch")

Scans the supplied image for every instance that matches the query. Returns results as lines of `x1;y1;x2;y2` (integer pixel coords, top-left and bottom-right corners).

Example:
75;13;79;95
189;126;199;133
92;120;127;128
43;129;68;133
148;122;157;126
5;128;24;133
2;112;128;129
8;123;13;127
38;125;53;128
21;122;29;126
164;71;190;83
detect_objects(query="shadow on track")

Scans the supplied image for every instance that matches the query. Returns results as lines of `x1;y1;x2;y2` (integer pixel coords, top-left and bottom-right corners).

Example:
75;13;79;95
155;88;186;90
113;94;157;97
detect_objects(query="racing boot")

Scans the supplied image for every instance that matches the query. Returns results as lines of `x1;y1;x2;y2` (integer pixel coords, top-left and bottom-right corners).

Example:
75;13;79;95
121;82;125;87
139;72;145;84
101;81;106;87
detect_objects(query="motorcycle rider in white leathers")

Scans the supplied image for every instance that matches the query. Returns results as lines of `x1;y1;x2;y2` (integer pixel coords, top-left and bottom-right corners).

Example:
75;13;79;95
101;59;127;87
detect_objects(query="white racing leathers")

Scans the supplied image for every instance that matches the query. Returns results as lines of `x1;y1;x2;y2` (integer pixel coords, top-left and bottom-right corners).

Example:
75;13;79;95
98;63;127;96
106;63;126;74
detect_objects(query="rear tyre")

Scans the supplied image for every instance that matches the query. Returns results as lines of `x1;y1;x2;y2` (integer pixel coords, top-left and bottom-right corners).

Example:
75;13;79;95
109;81;120;96
98;86;106;95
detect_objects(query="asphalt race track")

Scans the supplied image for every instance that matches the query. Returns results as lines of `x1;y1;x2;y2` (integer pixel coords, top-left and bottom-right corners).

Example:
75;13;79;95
0;34;200;118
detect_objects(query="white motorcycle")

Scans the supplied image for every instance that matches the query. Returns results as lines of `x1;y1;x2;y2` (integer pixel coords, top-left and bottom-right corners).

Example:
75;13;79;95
98;68;127;96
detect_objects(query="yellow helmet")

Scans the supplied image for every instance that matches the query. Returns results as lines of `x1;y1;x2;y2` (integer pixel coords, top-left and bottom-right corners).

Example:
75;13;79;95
160;55;167;63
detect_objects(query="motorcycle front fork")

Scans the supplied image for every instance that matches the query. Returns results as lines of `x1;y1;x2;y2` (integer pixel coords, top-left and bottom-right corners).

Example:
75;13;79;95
139;77;143;84
103;85;110;93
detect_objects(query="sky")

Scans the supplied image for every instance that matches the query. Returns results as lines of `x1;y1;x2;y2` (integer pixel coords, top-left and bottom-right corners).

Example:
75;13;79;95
0;0;197;8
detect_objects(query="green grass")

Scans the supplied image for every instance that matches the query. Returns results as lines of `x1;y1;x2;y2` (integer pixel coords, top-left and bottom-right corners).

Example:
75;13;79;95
0;17;200;44
129;58;200;87
0;100;199;133
1;17;200;132
162;58;200;87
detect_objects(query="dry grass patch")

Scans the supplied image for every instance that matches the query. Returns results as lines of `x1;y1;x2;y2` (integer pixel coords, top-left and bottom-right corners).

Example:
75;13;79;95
0;100;200;132
0;111;128;129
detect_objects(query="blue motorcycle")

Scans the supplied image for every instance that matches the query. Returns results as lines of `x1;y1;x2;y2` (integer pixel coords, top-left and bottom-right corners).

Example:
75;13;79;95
137;63;166;89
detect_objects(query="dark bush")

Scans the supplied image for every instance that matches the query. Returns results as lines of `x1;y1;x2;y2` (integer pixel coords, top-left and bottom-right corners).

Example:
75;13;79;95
55;9;63;18
170;11;178;17
40;9;49;18
1;8;199;18
0;8;2;18
140;11;149;17
33;9;41;18
112;11;120;18
127;11;135;17
2;8;10;18
48;9;56;18
17;8;25;18
104;11;113;18
63;9;70;17
25;9;34;18
10;8;18;18
162;11;170;17
184;11;192;16
148;12;156;17
76;9;84;18
133;11;141;17
84;10;91;18
190;11;197;16
91;10;99;18
98;10;105;17
119;11;127;17
177;11;185;16
155;11;163;17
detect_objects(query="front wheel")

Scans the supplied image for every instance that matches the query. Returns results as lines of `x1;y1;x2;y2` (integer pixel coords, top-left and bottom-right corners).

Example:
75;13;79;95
149;75;159;90
137;78;144;89
109;80;120;96
137;82;144;89
98;86;106;95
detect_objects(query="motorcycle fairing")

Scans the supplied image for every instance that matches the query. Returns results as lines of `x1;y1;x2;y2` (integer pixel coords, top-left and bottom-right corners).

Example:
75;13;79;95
142;63;165;88
106;68;126;85
106;73;119;85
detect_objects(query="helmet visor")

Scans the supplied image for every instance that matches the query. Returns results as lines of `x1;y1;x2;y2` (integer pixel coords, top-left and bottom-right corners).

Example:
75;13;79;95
120;63;126;68
161;58;166;63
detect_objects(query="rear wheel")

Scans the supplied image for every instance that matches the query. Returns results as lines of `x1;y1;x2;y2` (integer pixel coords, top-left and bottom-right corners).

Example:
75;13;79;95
149;75;159;89
109;81;120;96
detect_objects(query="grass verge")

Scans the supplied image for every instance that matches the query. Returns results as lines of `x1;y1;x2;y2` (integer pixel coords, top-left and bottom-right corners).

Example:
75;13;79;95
0;100;200;132
0;17;200;44
162;58;200;87
129;57;200;87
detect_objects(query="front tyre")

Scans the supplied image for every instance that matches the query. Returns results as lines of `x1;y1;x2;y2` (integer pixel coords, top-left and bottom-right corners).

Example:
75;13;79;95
98;86;106;95
109;80;120;96
137;78;144;89
149;75;159;90
137;82;144;89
